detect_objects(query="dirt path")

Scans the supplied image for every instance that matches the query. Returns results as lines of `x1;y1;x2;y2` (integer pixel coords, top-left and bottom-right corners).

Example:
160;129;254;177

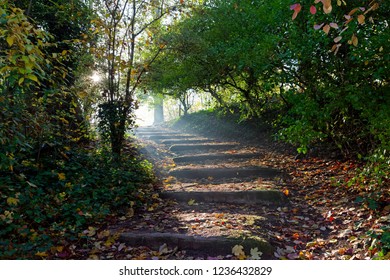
107;126;388;260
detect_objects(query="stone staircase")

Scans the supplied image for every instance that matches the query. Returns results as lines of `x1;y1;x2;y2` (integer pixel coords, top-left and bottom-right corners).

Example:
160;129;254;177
118;126;289;258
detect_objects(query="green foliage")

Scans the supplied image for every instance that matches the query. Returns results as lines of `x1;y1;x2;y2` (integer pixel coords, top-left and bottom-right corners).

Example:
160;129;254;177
0;1;157;259
367;226;390;259
0;145;154;259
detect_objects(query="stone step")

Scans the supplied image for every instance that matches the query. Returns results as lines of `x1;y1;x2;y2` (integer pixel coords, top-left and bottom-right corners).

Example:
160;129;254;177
161;139;212;145
173;153;263;164
169;166;280;180
160;190;287;205
169;143;238;153
136;132;183;137
148;135;197;140
134;126;158;131
119;232;273;258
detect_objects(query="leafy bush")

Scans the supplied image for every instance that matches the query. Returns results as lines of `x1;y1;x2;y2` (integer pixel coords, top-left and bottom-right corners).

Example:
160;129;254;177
0;145;155;259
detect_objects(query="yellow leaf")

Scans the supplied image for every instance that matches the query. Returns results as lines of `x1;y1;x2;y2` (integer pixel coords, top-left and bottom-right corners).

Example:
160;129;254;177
97;230;111;239
35;251;48;258
232;244;245;257
7;197;19;206
26;74;39;83
18;77;24;85
6;36;14;47
58;173;66;181
88;254;99;260
51;246;64;253
126;207;134;218
61;50;68;56
188;199;196;206
87;226;96;237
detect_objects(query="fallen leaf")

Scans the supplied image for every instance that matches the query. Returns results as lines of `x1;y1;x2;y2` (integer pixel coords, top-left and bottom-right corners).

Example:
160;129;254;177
188;199;196;206
7;197;19;206
87;226;97;237
310;5;317;15
314;23;325;30
357;15;365;24
159;243;169;255
287;253;299;259
88;254;99;260
232;245;245;257
58;173;66;181
35;251;48;258
323;24;330;35
250;247;262;260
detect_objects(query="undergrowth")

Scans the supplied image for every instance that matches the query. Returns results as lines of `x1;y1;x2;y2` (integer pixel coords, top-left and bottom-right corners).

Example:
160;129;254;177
0;142;155;259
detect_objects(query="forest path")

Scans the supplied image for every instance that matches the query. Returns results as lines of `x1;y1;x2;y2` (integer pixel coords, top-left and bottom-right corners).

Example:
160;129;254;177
115;126;290;259
107;125;386;260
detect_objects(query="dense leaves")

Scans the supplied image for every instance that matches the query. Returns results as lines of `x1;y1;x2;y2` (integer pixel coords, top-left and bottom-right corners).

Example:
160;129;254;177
0;0;156;259
147;0;389;186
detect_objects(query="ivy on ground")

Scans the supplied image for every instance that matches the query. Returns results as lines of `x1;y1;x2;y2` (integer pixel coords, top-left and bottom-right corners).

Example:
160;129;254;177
0;142;155;259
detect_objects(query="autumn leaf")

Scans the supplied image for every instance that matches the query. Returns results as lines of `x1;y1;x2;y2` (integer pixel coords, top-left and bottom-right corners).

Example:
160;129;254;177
159;243;169;255
7;197;19;206
84;226;97;237
35;251;48;258
334;36;342;43
314;23;324;30
290;3;302;20
188;199;196;206
322;0;332;14
310;5;317;15
58;173;66;181
283;189;289;196
330;44;341;55
97;230;111;239
357;15;365;25
6;36;14;47
232;244;245;258
250;247;262;260
348;34;358;46
323;24;330;35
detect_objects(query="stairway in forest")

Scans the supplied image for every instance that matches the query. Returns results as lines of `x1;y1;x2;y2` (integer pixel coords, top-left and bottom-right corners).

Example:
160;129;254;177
119;126;289;259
